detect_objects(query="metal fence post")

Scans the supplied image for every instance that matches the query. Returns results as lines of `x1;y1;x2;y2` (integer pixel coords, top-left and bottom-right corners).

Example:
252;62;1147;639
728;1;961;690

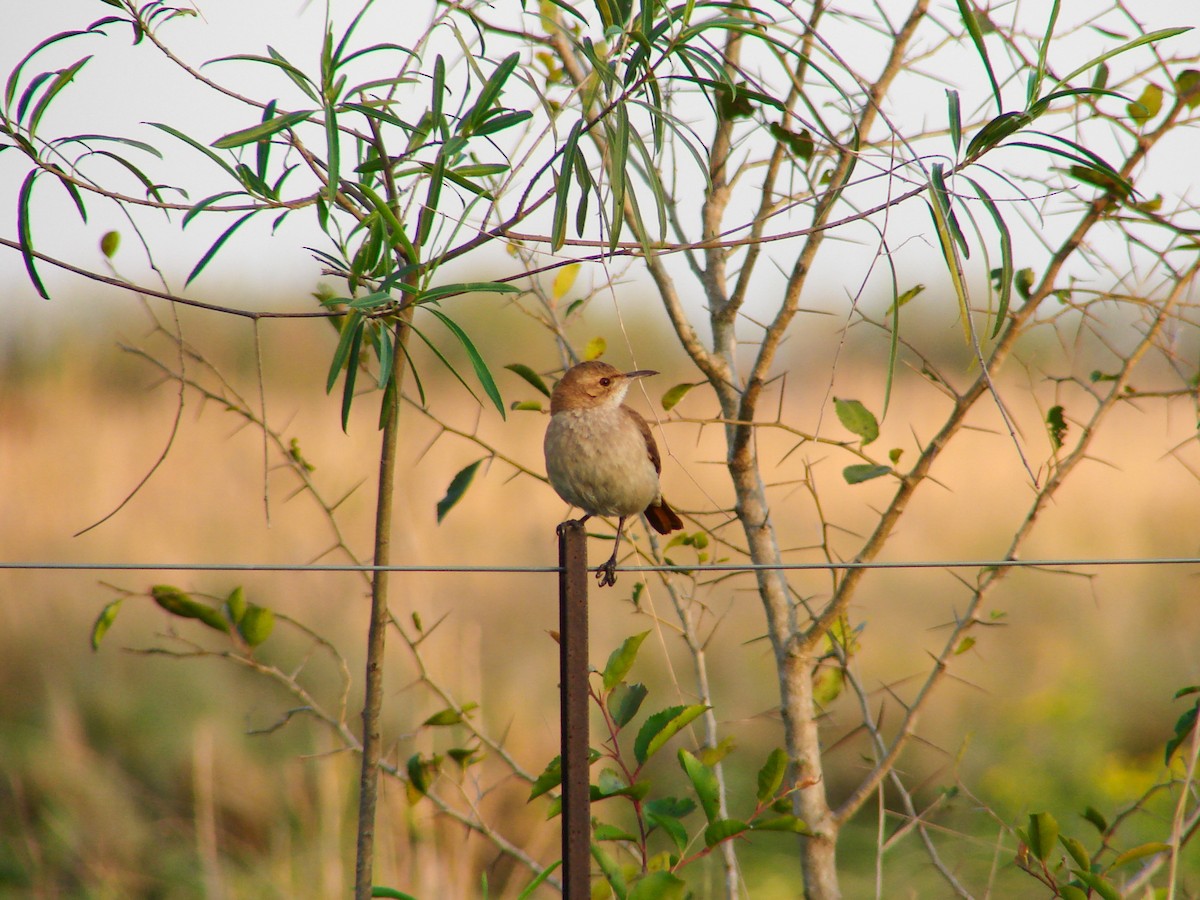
557;520;589;899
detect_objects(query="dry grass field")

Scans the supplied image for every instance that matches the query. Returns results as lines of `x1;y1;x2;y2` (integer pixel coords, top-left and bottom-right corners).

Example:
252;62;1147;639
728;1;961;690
2;294;1198;897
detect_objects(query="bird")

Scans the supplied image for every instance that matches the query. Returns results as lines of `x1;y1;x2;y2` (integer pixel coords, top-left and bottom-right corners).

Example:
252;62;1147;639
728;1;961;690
544;360;683;586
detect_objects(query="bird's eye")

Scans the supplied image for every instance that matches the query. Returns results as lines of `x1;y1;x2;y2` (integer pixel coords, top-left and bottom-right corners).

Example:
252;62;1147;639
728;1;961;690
599;377;611;386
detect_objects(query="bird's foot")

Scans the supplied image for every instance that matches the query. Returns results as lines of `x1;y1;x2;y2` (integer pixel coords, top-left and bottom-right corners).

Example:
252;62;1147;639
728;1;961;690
596;558;618;587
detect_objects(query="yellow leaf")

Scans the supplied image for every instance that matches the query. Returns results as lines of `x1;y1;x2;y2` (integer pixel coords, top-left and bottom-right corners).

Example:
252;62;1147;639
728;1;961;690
583;336;606;360
552;263;579;301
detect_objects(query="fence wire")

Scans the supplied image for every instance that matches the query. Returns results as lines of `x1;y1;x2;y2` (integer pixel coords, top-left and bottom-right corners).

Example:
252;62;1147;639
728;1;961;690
3;556;1200;574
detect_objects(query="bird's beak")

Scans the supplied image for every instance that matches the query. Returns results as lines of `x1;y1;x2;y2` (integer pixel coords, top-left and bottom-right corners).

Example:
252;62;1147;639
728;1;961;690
623;369;659;380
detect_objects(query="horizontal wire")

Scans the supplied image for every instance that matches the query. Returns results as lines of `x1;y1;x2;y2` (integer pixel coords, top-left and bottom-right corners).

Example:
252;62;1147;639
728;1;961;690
2;557;1200;574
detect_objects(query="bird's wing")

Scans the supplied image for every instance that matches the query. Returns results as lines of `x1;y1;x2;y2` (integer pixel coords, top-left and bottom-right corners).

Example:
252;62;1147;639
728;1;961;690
623;405;661;474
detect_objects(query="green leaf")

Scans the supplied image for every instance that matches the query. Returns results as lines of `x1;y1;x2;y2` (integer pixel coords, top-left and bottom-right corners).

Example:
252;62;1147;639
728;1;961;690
703;818;748;848
423;702;478;727
678;748;720;822
591;843;627;900
416;281;519;302
946;89;962;155
224;586;247;624
28;56;92;138
751;814;809;834
90;598;122;650
1176;69;1200;108
661;382;699;411
151;585;229;633
635;705;707;765
99;230;120;258
608;682;649;728
842;464;891;485
1046;405;1067;450
1060;835;1089;868
505;363;551;398
1110;842;1171;868
212;109;314;149
237;604;274;646
422;307;506;419
1027;811;1058;861
964;177;1012;337
551;120;584;252
370;888;418;900
436;460;483;523
593;822;638;842
628;871;686;900
834;398;879;445
954;0;1002;114
1049;28;1191;96
1166;699;1198;764
1081;806;1108;833
514;860;560;900
185;212;258;285
756;748;788;804
17;171;48;299
1127;82;1163;123
603;631;650;691
529;755;563;801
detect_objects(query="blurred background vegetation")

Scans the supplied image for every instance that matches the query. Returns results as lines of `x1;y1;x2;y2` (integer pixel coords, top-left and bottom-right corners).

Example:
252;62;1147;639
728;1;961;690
2;282;1197;897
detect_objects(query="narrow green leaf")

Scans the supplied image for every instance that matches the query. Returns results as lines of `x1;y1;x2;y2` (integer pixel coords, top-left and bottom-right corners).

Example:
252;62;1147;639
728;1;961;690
423;307;506;418
17;170;49;298
210;50;319;102
370;888;418;900
148;122;238;178
460;52;521;135
416;281;519;302
1026;0;1061;107
1049;28;1190;96
603;631;650;691
340;319;364;431
514;860;561;900
185;211;257;285
212;109;314;149
842;464;892;485
552;120;584;252
946;89;961;156
90;598;123;650
954;0;1002;114
436;460;483;522
28;56;92;138
964;176;1013;337
678;748;720;822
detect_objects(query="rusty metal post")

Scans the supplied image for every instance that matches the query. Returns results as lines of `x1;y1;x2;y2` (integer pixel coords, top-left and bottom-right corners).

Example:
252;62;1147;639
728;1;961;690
557;520;590;899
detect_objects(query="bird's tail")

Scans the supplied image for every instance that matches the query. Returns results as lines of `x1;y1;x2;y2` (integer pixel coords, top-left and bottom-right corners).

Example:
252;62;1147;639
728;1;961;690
644;498;683;534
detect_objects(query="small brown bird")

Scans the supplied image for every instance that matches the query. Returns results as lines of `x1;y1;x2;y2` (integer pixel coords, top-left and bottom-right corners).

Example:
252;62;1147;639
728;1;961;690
544;360;683;586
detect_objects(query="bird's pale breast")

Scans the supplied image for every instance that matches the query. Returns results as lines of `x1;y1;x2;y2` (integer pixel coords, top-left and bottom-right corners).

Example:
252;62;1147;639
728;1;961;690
544;406;661;517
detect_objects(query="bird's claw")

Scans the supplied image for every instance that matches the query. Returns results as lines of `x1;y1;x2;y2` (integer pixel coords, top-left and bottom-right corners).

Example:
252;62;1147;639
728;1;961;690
597;559;618;587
